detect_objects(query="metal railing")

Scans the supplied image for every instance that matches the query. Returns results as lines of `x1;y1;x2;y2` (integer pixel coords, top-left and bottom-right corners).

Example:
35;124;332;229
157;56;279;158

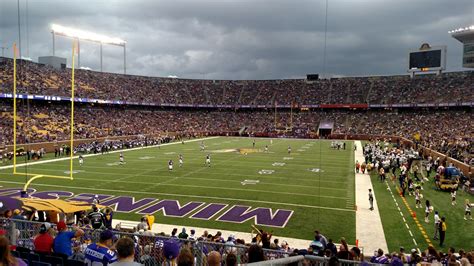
1;218;292;265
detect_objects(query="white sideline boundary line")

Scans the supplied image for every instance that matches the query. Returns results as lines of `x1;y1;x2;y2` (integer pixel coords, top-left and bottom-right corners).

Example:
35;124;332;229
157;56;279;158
0;136;220;170
354;141;388;254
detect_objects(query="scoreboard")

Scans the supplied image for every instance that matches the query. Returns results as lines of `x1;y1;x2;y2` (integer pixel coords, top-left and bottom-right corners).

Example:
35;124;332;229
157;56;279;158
408;44;446;74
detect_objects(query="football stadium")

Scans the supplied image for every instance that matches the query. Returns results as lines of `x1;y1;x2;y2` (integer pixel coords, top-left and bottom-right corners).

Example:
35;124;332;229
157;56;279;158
0;0;473;265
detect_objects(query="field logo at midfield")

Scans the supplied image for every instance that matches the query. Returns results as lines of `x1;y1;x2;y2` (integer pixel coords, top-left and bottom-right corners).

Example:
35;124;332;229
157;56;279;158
258;170;274;175
238;148;259;155
139;156;155;160
0;188;293;228
283;157;293;160
211;149;238;153
308;168;324;173
272;162;286;166
241;180;260;185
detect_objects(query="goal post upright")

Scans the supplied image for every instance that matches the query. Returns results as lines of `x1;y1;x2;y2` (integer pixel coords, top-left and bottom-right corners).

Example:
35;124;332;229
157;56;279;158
11;40;76;190
12;43;17;174
69;40;76;179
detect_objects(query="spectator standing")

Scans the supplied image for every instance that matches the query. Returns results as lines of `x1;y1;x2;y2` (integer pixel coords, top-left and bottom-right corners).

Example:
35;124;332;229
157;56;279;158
104;207;114;230
314;230;328;250
53;221;84;257
88;206;105;230
136;217;148;231
178;228;188;239
370;249;388;264
84;230;117;265
110;237;142;266
33;223;54;254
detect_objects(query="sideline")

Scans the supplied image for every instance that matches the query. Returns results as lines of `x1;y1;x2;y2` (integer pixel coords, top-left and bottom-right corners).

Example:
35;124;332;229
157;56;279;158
0;137;220;170
354;141;388;253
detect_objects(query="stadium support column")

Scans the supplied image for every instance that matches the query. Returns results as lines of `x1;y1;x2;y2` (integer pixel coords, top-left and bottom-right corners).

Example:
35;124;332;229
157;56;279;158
123;44;126;74
100;43;103;72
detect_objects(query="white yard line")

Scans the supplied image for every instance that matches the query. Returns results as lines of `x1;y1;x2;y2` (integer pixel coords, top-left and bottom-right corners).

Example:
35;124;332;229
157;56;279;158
0;136;220;170
354;141;389;253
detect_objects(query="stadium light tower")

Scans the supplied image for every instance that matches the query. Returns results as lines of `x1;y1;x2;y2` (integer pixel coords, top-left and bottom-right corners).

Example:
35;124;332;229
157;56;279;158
449;25;474;68
51;24;127;73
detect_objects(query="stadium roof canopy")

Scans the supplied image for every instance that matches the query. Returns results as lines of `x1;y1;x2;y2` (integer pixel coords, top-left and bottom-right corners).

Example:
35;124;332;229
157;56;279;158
449;25;474;42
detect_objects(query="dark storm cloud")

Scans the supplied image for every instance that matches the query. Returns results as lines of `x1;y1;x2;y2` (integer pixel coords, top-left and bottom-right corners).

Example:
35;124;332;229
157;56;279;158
1;0;473;79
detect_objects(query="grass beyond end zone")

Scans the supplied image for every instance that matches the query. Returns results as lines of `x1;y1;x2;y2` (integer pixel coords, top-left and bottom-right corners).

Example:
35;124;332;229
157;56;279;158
0;137;356;243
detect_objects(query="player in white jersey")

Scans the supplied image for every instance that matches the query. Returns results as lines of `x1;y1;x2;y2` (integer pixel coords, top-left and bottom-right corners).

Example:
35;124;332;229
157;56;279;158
79;155;84;166
270;139;273;145
168;160;173;171
433;211;440;240
264;145;268;153
200;141;205;151
119;152;124;164
451;189;457;205
205;154;211;167
414;189;422;208
425;200;432;223
179;154;183;167
465;199;472;220
92;195;100;206
287;146;291;154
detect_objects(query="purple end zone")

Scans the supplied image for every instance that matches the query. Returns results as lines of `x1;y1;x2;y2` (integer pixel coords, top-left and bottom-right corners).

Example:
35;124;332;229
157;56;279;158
101;196;156;212
30;191;74;199
68;193;113;203
0;188;36;197
137;200;204;217
217;205;293;228
190;203;227;220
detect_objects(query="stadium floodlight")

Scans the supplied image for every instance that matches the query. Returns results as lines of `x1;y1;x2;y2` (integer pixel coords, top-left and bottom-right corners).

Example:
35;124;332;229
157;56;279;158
51;24;126;46
51;23;127;73
448;25;474;34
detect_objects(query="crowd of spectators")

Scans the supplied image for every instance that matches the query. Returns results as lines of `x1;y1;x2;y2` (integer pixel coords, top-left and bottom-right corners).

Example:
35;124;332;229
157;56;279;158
0;100;472;164
1;209;474;265
1;57;473;106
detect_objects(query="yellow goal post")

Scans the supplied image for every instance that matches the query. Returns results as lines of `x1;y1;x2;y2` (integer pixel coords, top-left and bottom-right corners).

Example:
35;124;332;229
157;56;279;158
12;41;78;191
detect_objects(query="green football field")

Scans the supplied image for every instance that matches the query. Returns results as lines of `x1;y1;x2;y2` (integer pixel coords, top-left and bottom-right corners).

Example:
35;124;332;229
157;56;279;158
370;165;474;252
0;137;356;243
1;137;472;252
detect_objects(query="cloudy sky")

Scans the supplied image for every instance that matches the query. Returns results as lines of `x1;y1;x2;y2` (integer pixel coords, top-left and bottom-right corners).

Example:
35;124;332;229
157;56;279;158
1;0;473;79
